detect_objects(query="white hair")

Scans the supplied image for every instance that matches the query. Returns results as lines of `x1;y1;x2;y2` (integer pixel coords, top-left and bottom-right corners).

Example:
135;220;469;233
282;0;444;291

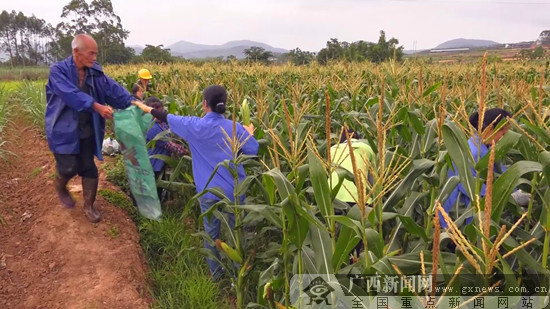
71;34;90;50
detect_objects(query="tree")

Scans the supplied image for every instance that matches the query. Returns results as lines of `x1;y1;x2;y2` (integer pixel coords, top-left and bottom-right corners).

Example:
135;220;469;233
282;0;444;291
368;31;403;63
53;0;131;63
244;46;272;64
316;32;403;65
317;38;346;65
140;44;172;63
0;10;56;66
287;48;315;66
520;46;546;60
537;30;550;46
0;11;15;65
226;55;238;62
346;40;372;62
103;44;134;64
533;46;546;59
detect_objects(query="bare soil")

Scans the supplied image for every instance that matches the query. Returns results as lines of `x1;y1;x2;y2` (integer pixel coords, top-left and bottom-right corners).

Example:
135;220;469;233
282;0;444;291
0;119;151;309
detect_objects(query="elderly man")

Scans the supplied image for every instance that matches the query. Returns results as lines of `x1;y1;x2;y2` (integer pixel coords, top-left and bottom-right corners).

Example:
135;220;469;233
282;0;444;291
45;34;133;223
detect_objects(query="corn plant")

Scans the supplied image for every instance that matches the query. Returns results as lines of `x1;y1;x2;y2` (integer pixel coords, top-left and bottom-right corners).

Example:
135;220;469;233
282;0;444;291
0;84;13;161
15;80;46;132
103;58;550;308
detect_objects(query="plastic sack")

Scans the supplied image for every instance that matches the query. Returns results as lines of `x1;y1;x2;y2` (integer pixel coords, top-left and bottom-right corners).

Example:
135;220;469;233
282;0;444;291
102;137;121;156
113;105;161;220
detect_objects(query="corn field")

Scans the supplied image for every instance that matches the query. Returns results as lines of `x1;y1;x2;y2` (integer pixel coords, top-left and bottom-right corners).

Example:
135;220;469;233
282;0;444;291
104;58;550;308
2;57;549;308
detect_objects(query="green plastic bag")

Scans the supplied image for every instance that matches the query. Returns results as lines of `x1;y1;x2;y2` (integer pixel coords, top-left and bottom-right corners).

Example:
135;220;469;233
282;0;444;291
113;105;161;220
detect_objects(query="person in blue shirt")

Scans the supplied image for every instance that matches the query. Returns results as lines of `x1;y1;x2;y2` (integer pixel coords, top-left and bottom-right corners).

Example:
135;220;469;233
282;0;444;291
440;108;512;229
45;34;133;223
145;97;188;199
134;85;258;280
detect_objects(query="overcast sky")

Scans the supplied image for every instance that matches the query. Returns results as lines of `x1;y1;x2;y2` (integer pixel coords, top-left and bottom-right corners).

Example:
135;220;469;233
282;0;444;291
6;0;550;51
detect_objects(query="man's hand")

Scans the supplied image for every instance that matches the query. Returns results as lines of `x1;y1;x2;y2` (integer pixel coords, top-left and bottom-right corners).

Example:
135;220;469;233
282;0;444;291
243;123;255;136
93;102;113;119
132;100;153;114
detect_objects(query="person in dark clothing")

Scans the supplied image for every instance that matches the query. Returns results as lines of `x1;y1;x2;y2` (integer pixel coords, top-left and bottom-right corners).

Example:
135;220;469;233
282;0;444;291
45;34;133;223
131;84;144;100
144;97;189;199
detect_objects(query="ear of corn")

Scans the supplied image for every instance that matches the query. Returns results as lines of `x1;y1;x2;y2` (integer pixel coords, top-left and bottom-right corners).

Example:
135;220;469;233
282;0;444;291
262;282;271;300
241;98;251;126
216;239;243;263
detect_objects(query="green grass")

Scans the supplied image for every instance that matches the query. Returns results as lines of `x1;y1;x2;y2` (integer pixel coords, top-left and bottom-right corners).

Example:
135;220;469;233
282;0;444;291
98;188;137;220
0;66;49;81
98;184;230;308
28;167;42;179
14;80;46;132
1;81;25;92
140;218;230;309
103;156;131;195
0;84;12;161
107;225;120;238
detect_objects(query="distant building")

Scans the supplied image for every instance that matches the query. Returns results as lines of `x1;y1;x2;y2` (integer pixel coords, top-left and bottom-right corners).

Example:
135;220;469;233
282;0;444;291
504;42;534;49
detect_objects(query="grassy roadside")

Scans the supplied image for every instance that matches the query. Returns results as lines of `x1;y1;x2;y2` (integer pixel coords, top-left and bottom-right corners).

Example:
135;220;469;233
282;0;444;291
100;158;232;308
0;84;12;225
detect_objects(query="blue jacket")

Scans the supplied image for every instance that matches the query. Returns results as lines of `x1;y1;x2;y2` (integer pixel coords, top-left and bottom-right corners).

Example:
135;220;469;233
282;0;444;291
167;112;259;202
45;56;132;160
146;121;171;172
440;136;507;229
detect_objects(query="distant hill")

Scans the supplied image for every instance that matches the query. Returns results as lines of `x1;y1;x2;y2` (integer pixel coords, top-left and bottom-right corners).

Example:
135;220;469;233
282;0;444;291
167;40;288;59
434;38;500;49
128;40;288;59
129;45;144;55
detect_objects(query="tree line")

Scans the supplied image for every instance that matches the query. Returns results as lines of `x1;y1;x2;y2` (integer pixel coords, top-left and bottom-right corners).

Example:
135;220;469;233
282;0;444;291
1;0;134;66
218;32;403;66
1;0;404;67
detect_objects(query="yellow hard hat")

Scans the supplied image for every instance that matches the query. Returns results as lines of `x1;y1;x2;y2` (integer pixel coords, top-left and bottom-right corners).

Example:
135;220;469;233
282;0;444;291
138;68;152;80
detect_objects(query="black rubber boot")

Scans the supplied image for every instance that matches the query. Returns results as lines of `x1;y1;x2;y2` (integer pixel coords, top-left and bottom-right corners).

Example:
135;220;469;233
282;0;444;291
55;174;75;208
82;177;101;223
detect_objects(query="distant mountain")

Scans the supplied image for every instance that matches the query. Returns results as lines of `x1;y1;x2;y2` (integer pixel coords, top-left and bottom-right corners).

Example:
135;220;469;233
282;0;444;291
434;38;500;49
129;45;144;54
166;40;288;59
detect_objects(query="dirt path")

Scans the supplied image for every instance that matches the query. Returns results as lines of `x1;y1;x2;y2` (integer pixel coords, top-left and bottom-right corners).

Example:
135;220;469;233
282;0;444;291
0;119;151;309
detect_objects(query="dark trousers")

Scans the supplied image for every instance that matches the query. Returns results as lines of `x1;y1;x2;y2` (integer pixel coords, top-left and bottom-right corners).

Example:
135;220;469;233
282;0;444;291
53;136;98;179
200;197;236;281
154;167;166;202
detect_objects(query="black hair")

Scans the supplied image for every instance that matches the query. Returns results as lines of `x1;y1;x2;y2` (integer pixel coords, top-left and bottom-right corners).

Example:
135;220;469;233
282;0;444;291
469;108;511;131
145;96;163;109
131;84;142;95
203;84;227;114
339;128;361;143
